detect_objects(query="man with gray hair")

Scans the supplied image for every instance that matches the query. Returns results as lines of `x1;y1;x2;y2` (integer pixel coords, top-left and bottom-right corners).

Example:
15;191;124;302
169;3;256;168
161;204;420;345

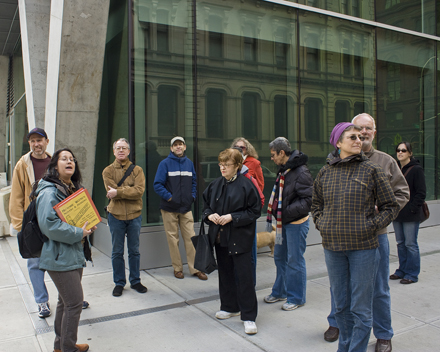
103;138;147;297
323;114;409;352
264;137;313;311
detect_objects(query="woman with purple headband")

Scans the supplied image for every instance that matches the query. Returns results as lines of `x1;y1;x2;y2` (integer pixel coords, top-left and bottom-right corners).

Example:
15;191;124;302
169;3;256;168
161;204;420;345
311;122;400;352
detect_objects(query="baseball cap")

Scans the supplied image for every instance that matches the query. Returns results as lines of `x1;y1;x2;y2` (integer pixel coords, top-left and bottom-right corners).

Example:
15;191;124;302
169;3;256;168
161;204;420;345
170;136;185;146
27;127;48;139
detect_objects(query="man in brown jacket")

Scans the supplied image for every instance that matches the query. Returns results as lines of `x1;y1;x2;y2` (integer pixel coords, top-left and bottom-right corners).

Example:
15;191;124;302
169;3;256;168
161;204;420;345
9;128;52;318
103;138;147;297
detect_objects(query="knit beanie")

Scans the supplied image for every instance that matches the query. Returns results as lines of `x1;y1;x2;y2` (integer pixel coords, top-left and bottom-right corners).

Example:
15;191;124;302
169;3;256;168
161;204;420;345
330;122;354;149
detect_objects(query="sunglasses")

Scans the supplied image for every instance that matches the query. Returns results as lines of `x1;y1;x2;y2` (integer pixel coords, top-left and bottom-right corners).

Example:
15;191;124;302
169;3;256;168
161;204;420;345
234;145;246;150
396;149;408;153
347;135;365;141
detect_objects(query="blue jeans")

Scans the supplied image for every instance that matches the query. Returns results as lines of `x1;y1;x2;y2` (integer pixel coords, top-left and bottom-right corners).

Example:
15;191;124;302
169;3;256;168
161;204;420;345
327;234;393;340
271;220;309;305
28;257;49;304
108;213;142;287
325;248;380;352
393;221;420;282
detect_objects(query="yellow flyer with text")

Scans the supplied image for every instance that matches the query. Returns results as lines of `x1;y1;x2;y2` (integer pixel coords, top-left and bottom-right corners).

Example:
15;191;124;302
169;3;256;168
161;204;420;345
53;188;101;230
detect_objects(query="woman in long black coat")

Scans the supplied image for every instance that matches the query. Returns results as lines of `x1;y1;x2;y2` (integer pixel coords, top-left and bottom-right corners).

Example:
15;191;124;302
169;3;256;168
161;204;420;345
203;148;261;335
390;141;426;284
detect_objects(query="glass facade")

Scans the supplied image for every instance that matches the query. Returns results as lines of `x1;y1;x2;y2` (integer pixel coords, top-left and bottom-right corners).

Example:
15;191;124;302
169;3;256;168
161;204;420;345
95;0;440;226
10;40;29;175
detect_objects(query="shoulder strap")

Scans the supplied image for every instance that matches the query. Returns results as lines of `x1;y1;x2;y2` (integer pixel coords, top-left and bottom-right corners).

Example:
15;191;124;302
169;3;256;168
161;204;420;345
403;165;415;178
117;164;135;187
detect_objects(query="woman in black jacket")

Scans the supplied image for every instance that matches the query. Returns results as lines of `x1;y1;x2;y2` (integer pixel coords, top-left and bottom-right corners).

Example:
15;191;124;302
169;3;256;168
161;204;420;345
203;148;261;335
390;142;426;284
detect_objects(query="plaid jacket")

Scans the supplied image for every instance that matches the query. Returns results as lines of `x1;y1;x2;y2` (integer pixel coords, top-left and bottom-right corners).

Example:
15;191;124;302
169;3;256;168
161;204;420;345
311;151;400;251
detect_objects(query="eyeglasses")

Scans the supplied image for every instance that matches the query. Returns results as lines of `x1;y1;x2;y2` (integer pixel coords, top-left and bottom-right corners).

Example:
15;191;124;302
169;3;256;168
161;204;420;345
115;146;129;151
396;149;408;153
234;145;246;150
59;157;76;163
347;135;365;141
218;163;235;168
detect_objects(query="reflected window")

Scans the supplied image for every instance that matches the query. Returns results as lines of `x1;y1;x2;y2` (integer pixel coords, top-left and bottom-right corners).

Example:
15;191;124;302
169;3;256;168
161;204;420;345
354;42;363;77
157;10;169;52
141;22;150;50
305;98;322;141
387;61;400;101
335;101;349;125
385;0;400;9
275;27;288;68
158;86;178;136
306;34;320;71
206;89;225;138
274;95;293;138
352;0;360;17
341;0;349;14
209;16;223;58
244;37;257;62
244;24;257;62
242;93;259;139
354;102;367;116
342;40;351;75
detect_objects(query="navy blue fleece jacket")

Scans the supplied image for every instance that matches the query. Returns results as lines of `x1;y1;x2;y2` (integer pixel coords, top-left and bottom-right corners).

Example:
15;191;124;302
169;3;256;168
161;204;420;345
153;152;197;214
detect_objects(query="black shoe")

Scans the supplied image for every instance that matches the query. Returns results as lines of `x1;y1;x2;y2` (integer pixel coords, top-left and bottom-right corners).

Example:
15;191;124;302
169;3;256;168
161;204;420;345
82;301;89;309
131;282;148;293
112;285;124;296
375;339;392;352
324;326;339;342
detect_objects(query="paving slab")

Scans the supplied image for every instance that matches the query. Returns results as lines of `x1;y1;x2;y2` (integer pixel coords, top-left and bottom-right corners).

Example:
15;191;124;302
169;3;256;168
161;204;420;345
0;286;36;338
2;227;440;352
40;305;260;352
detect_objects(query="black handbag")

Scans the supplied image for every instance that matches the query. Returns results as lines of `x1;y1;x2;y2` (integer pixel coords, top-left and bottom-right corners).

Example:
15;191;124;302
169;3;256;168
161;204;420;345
191;224;217;274
421;201;430;223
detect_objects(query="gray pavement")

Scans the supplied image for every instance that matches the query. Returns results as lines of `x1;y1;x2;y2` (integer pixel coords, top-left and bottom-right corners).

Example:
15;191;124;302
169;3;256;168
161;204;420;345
1;226;440;352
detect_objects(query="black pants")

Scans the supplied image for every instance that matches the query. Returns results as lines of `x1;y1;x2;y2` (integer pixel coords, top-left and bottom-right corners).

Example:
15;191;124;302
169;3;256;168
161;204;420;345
215;244;258;321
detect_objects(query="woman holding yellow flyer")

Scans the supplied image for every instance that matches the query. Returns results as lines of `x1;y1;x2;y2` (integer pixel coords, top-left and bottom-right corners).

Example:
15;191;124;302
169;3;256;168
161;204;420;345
31;148;96;352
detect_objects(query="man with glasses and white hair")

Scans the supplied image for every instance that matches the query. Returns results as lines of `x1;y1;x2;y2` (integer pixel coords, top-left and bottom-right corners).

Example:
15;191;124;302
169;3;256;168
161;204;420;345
323;113;409;352
103;138;147;297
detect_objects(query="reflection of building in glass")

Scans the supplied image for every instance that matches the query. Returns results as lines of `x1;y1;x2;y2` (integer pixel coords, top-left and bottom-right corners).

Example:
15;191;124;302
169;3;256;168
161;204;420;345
90;0;440;225
4;0;440;268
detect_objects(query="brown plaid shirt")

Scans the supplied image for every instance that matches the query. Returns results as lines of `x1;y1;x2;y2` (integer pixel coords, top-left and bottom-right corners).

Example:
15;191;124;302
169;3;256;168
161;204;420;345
311;152;400;251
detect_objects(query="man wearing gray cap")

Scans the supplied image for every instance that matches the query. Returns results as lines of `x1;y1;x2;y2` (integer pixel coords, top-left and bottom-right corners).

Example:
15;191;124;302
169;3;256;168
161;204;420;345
154;137;207;280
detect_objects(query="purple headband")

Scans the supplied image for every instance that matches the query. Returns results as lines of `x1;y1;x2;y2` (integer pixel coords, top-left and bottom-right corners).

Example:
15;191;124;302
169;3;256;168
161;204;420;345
330;122;354;149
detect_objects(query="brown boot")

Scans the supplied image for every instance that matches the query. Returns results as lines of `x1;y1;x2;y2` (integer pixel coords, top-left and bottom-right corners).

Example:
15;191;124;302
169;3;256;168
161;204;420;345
54;343;89;352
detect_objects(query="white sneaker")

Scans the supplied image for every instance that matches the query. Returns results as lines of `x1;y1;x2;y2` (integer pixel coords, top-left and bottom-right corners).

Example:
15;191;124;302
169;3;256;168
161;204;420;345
244;321;257;335
38;302;51;318
282;302;304;311
264;294;287;303
215;310;240;320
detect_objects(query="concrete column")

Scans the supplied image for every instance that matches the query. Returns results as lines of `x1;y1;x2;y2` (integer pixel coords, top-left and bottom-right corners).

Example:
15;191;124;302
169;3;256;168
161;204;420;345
18;0;51;129
51;0;110;191
0;56;8;173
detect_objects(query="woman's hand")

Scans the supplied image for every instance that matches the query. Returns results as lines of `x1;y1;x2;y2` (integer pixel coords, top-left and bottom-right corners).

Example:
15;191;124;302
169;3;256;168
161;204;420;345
218;214;232;226
208;213;220;224
82;221;97;238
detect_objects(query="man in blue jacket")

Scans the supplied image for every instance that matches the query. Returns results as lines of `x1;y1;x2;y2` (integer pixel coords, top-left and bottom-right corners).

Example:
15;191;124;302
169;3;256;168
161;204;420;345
154;137;207;280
